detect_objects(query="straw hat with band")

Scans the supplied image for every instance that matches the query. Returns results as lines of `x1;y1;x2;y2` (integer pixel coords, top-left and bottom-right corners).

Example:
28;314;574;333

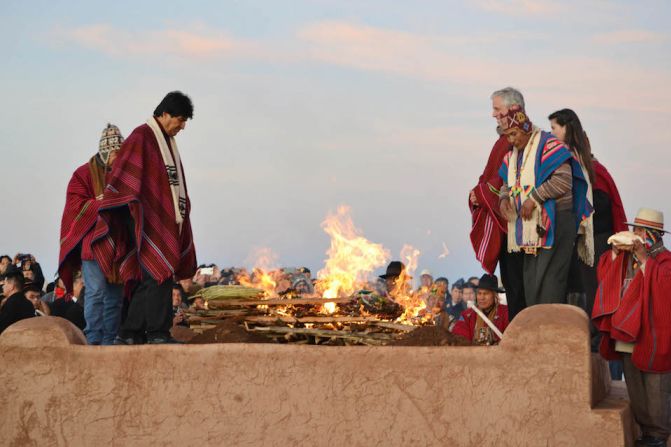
625;208;666;234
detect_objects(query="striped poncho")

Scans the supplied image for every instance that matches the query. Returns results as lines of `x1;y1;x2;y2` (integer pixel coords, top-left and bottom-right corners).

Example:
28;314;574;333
58;158;106;294
91;121;197;288
498;131;592;252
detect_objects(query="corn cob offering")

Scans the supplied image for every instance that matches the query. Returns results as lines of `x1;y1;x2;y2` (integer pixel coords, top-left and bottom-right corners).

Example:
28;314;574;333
196;285;265;301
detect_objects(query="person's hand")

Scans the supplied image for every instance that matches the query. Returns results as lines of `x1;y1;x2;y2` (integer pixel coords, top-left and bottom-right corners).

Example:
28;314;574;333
611;245;621;257
500;199;514;220
38;301;51;316
469;190;479;207
520;199;536;220
108;150;118;166
173;314;183;326
633;240;648;263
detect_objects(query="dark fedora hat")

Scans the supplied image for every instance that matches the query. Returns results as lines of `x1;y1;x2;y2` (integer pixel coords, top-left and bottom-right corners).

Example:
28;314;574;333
476;274;504;293
379;261;407;279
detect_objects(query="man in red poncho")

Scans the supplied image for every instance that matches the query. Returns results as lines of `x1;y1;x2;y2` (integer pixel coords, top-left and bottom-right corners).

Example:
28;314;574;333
92;91;197;344
469;87;525;320
592;208;671;447
58;124;124;345
451;274;509;345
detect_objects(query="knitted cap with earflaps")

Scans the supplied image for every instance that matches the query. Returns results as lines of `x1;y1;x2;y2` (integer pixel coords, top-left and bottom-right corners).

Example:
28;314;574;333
98;123;124;165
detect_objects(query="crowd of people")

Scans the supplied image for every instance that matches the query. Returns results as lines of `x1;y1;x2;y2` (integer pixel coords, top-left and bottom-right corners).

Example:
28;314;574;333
0;87;668;446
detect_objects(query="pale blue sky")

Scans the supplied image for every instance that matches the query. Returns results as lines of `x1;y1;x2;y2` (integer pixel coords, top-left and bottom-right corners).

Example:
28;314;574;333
1;0;670;284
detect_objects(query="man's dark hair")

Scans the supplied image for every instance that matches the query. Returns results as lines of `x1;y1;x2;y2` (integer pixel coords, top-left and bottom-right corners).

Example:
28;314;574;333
435;277;449;286
153;91;194;119
5;272;25;289
0;255;10;263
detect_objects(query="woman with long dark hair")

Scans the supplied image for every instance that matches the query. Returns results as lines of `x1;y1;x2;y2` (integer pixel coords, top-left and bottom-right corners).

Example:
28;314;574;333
548;109;627;353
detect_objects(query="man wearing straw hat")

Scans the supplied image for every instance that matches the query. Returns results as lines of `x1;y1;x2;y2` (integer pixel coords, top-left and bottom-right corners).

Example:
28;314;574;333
592;208;671;447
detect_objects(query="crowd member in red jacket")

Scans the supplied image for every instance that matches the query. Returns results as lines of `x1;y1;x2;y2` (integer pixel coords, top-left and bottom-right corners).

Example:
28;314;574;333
592;208;671;447
451;274;509;346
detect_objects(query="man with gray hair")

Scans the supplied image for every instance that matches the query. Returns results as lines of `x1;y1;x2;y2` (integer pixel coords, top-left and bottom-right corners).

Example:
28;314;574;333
468;87;526;320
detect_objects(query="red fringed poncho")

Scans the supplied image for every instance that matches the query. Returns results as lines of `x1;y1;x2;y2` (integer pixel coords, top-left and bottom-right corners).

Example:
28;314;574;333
91;123;197;287
58;159;104;294
469;134;510;273
592;249;671;372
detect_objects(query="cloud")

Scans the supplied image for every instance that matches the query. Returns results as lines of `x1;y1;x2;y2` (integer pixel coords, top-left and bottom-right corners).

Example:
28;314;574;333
51;24;244;58
592;29;667;45
297;20;671;113
472;0;560;16
297;21;500;84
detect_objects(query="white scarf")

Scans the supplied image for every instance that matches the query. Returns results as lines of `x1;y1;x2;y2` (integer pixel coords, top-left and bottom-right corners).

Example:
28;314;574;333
146;118;187;231
506;127;542;253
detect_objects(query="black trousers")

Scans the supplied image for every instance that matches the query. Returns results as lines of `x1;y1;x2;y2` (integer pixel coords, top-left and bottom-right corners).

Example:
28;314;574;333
623;354;671;440
523;210;576;306
499;237;526;321
119;270;173;341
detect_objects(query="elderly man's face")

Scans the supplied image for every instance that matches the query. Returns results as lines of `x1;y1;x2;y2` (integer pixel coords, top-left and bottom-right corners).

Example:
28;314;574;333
504;127;531;150
476;289;496;310
492;96;508;119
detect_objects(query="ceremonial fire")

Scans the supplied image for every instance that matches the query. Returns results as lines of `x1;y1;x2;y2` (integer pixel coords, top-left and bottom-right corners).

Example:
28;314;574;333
189;205;439;344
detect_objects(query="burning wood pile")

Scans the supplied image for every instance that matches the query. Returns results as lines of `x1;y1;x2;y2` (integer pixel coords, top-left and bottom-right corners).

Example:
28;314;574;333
182;206;449;346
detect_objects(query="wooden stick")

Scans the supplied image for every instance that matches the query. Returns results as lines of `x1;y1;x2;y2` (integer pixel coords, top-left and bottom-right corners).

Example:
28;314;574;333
243;315;382;324
467;302;504;339
208;297;353;308
372;321;418;332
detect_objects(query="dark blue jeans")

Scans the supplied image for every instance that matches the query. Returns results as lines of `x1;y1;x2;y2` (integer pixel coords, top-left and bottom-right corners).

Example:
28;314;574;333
82;260;123;345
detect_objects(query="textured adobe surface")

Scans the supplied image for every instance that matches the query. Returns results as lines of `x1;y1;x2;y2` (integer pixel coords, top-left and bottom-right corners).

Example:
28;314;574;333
0;305;633;446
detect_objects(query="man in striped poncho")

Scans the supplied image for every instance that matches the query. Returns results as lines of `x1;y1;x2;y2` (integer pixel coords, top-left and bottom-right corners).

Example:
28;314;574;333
498;106;592;305
58;124;125;345
92;91;197;344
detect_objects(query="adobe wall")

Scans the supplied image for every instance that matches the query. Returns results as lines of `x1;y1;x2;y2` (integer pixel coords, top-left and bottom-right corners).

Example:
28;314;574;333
0;304;632;446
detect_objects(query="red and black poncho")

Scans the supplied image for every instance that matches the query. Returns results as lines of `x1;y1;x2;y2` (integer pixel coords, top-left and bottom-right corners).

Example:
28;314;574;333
91;122;197;287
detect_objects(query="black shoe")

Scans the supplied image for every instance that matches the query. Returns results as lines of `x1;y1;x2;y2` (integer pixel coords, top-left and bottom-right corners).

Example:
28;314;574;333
146;336;183;344
636;436;667;447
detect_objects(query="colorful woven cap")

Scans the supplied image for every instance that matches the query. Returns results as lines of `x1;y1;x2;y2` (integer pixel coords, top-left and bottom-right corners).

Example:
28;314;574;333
98;123;124;164
625;208;666;233
499;106;533;133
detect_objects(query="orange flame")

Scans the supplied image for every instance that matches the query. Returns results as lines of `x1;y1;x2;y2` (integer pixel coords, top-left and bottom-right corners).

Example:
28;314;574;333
237;247;279;297
390;244;431;324
316;205;390;313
